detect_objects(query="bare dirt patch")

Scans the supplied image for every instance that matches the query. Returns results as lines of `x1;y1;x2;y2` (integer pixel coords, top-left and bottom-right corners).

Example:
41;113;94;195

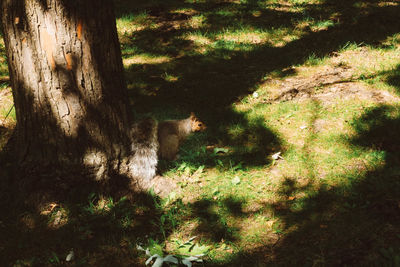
267;65;400;105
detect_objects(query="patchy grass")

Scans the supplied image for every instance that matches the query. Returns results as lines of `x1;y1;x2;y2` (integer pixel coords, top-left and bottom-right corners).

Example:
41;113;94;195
0;38;8;78
0;36;13;150
1;0;400;266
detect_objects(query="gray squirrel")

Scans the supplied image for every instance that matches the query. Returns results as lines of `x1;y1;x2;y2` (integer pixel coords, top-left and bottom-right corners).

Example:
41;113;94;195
157;112;206;160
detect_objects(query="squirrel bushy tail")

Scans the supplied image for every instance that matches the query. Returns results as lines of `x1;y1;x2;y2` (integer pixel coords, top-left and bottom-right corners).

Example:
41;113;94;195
128;117;159;181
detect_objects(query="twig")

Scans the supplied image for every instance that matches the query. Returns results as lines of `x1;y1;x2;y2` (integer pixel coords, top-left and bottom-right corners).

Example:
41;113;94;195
1;104;14;126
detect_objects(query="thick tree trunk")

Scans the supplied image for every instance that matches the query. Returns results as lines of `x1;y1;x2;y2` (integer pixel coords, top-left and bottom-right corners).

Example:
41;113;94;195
0;0;159;188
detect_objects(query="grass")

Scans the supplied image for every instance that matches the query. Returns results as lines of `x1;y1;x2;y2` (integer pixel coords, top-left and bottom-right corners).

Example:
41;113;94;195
1;0;400;266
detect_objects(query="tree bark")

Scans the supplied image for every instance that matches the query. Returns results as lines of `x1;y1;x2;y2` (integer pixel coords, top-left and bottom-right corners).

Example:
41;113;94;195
0;0;159;188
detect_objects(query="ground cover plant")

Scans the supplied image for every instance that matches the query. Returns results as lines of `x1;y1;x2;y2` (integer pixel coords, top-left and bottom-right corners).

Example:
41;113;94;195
1;0;400;265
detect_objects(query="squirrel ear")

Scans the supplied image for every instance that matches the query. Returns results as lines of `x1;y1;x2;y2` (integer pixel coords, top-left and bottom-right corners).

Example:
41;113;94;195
190;112;195;119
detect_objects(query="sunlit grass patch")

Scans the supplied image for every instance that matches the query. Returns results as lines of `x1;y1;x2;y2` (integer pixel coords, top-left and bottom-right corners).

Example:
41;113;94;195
287;0;324;5
0;102;15;121
0;86;15;120
181;32;212;54
336;45;400;76
184;33;212;46
216;27;301;48
187;15;206;29
122;54;172;66
217;30;269;45
181;26;303;56
309;19;336;32
260;0;325;13
117;12;157;34
181;30;269;54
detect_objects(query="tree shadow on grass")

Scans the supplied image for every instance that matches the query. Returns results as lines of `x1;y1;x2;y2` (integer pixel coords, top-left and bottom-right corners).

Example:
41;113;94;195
208;105;400;266
189;197;245;243
116;0;400;173
209;75;400;265
120;2;400;263
0;162;255;265
2;0;400;265
0;159;164;265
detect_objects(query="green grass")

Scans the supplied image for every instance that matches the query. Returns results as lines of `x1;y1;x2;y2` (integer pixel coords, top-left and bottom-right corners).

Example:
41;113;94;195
0;104;15;121
1;0;400;266
0;38;8;78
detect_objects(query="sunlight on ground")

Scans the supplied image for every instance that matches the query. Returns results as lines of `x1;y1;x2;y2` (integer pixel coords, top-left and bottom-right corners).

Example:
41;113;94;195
123;55;172;66
117;12;157;34
184;33;212;46
1;0;400;265
217;31;270;45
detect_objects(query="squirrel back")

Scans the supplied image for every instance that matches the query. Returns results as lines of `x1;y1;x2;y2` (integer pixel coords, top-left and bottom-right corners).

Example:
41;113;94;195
158;112;206;160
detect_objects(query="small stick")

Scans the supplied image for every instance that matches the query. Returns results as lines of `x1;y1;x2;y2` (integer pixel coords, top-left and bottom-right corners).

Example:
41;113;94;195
1;104;14;125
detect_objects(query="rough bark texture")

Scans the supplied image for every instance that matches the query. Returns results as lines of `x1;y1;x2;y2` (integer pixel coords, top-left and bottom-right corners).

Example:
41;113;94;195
0;0;160;189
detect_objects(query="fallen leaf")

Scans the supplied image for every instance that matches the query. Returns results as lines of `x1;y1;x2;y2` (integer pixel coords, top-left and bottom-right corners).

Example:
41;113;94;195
66;249;74;262
214;147;229;154
231;176;241;185
271;152;283;160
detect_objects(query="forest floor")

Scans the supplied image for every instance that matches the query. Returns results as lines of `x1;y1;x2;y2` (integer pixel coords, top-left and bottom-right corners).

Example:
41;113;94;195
1;0;400;266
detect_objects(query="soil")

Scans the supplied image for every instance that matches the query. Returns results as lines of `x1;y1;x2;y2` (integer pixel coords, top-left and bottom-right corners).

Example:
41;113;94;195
267;65;400;105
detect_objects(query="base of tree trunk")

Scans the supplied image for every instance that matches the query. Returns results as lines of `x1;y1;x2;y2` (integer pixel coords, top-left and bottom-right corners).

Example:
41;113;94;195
2;118;177;210
8;163;176;212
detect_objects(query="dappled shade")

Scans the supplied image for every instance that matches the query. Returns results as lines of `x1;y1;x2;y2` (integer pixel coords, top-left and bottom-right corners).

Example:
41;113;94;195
1;0;400;265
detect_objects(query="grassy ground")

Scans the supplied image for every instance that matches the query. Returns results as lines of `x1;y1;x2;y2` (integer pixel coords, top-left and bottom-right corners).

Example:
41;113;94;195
1;0;400;266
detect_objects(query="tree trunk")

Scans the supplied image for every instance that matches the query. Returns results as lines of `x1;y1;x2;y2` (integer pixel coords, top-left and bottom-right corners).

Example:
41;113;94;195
0;0;159;189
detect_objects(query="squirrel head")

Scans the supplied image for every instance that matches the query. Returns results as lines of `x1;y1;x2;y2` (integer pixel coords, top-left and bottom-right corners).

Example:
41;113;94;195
190;112;207;132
